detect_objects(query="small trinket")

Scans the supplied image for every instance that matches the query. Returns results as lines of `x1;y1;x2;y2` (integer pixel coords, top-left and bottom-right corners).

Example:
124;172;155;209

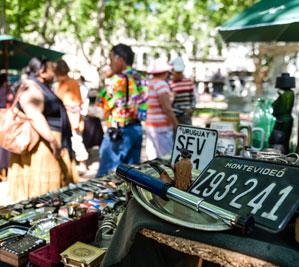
60;241;105;267
58;206;69;218
174;149;192;191
75;206;87;217
84;192;94;200
67;203;79;217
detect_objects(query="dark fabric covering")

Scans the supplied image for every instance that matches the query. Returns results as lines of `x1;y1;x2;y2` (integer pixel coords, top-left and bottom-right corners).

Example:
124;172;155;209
110;233;194;267
82;116;104;149
101;198;299;267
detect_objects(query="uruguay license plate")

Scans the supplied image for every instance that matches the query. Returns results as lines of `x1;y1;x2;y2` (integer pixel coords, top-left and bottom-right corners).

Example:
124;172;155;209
171;125;218;171
188;156;299;233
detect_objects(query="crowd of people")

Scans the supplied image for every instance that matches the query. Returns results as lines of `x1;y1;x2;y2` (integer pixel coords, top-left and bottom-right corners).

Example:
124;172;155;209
96;44;196;175
0;43;197;203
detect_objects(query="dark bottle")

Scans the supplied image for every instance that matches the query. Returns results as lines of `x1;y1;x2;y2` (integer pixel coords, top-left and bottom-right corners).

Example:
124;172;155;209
269;73;295;154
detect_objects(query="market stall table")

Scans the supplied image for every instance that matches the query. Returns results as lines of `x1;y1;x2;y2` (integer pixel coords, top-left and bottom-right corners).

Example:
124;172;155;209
0;175;127;266
100;199;299;267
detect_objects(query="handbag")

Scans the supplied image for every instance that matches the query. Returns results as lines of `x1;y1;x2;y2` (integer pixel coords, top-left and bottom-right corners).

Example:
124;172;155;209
0;83;39;154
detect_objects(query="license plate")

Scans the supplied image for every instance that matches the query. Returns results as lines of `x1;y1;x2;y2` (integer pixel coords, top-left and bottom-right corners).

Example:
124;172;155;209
171;125;218;171
188;156;299;233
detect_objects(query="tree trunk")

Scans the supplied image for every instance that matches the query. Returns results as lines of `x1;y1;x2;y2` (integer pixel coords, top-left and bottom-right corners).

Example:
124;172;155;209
253;54;264;96
97;0;108;88
252;44;265;96
40;0;52;46
0;0;6;34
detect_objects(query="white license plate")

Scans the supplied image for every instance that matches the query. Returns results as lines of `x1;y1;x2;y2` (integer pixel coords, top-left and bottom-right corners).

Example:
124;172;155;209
171;125;218;171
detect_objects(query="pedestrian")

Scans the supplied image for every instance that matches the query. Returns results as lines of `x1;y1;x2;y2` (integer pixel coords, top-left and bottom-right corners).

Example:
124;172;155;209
54;60;89;174
7;57;78;202
79;75;104;151
169;57;196;125
96;43;147;177
146;59;178;160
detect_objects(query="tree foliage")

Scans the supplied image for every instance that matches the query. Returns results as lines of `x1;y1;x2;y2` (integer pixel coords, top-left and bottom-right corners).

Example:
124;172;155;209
4;0;71;46
2;0;259;81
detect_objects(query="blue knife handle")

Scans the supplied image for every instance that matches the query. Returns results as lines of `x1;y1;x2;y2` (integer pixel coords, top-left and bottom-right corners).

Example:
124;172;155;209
116;164;170;199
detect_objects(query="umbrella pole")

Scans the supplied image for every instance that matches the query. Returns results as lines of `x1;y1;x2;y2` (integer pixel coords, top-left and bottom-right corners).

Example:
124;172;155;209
2;40;8;76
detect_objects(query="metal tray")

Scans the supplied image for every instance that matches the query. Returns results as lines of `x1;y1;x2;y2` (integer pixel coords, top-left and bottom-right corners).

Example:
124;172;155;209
28;216;70;243
131;164;231;231
132;184;230;231
0;225;29;241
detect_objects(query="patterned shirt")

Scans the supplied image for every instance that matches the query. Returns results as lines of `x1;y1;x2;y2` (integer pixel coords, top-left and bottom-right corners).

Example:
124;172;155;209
146;79;173;131
169;78;196;115
97;67;147;127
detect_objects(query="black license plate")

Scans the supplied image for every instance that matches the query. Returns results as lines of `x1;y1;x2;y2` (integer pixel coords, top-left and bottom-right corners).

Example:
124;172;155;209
188;156;299;233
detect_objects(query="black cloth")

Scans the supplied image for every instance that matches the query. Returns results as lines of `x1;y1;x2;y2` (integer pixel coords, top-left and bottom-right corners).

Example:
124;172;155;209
110;233;194;267
28;77;73;157
101;199;299;267
82;116;104;149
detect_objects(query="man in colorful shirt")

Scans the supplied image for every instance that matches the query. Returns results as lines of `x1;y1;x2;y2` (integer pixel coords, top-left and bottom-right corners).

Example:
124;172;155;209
96;43;147;177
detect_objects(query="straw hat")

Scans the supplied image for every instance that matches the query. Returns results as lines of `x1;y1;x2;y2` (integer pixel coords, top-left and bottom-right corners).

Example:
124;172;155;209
148;59;172;74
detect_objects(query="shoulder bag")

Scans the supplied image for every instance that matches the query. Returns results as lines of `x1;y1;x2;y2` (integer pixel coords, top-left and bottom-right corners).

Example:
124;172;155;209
0;82;39;154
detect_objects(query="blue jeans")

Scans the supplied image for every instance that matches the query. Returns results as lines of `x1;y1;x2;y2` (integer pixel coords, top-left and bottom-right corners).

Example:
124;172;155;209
96;123;143;177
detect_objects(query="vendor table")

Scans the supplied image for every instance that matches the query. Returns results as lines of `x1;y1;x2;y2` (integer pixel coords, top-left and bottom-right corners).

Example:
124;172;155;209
140;229;274;266
100;199;299;267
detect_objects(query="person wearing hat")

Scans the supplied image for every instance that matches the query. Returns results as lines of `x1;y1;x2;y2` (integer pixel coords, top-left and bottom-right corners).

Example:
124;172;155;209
169;57;196;125
145;59;178;160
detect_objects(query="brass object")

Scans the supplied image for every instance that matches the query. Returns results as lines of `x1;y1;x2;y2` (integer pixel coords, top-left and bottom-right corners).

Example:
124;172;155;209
60;241;105;267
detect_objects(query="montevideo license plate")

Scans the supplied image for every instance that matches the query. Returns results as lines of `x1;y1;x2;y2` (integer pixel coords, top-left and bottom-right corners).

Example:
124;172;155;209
188;156;299;233
171;125;218;171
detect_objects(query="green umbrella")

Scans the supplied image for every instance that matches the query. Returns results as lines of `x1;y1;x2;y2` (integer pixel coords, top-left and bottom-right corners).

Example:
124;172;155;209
219;0;299;42
0;35;64;70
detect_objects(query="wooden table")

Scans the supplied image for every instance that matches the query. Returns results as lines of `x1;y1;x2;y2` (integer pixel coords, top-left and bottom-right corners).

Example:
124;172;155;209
140;229;277;267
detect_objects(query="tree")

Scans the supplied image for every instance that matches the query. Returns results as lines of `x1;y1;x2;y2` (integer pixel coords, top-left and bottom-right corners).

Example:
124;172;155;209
2;0;260;85
3;0;71;46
